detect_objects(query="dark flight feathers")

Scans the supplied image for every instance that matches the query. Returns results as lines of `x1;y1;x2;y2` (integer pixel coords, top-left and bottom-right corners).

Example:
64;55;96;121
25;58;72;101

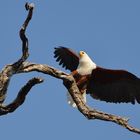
54;47;79;71
87;67;140;104
54;47;140;104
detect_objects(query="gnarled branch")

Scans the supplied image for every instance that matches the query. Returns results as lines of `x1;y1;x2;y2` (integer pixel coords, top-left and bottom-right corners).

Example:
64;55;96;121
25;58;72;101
17;62;140;134
0;3;43;115
0;77;43;115
0;2;140;135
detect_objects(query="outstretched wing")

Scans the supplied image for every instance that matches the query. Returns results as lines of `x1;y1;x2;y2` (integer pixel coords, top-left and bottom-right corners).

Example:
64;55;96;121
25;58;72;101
54;47;79;71
87;67;140;104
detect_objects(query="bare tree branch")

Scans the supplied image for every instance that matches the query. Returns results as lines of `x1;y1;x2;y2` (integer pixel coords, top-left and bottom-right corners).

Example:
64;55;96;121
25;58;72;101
0;77;43;115
13;2;34;68
17;62;140;134
0;3;43;115
0;2;140;135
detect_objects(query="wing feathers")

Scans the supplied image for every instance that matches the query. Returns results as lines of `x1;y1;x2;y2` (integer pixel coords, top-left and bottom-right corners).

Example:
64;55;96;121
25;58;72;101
87;67;140;104
54;47;79;71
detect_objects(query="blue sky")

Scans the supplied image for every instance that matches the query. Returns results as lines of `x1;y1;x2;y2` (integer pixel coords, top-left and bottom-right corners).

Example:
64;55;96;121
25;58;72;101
0;0;140;139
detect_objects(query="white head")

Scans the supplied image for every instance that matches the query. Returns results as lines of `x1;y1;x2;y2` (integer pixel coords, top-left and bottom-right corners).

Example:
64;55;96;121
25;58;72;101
77;51;97;75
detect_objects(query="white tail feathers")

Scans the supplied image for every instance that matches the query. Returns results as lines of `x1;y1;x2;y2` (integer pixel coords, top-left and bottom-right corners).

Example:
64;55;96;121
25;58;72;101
67;91;87;108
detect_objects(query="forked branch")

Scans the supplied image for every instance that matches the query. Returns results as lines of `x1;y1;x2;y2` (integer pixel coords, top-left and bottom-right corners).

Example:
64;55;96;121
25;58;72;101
0;3;43;115
0;2;140;135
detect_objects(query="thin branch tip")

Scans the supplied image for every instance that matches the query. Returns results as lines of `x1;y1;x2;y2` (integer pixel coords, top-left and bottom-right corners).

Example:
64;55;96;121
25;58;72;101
33;77;44;83
25;2;35;10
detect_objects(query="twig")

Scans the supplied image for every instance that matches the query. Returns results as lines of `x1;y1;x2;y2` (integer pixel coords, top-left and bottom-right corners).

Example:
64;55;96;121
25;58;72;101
13;2;34;67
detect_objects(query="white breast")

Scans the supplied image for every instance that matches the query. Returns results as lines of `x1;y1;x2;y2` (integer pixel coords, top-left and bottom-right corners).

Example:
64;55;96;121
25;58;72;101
77;53;96;75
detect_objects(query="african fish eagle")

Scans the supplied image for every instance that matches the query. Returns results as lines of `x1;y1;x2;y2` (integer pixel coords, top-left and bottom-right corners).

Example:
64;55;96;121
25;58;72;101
54;47;140;107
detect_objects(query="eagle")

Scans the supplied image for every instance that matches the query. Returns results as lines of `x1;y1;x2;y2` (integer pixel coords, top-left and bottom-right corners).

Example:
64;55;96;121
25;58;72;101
54;47;140;107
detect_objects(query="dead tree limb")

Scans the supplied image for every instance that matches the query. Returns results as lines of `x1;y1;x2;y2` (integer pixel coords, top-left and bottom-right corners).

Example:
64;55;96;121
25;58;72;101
17;62;140;134
0;2;140;135
0;77;43;115
0;3;43;115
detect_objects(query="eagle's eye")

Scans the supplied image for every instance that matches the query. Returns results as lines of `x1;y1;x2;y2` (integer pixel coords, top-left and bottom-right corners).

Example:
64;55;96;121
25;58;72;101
79;51;85;57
